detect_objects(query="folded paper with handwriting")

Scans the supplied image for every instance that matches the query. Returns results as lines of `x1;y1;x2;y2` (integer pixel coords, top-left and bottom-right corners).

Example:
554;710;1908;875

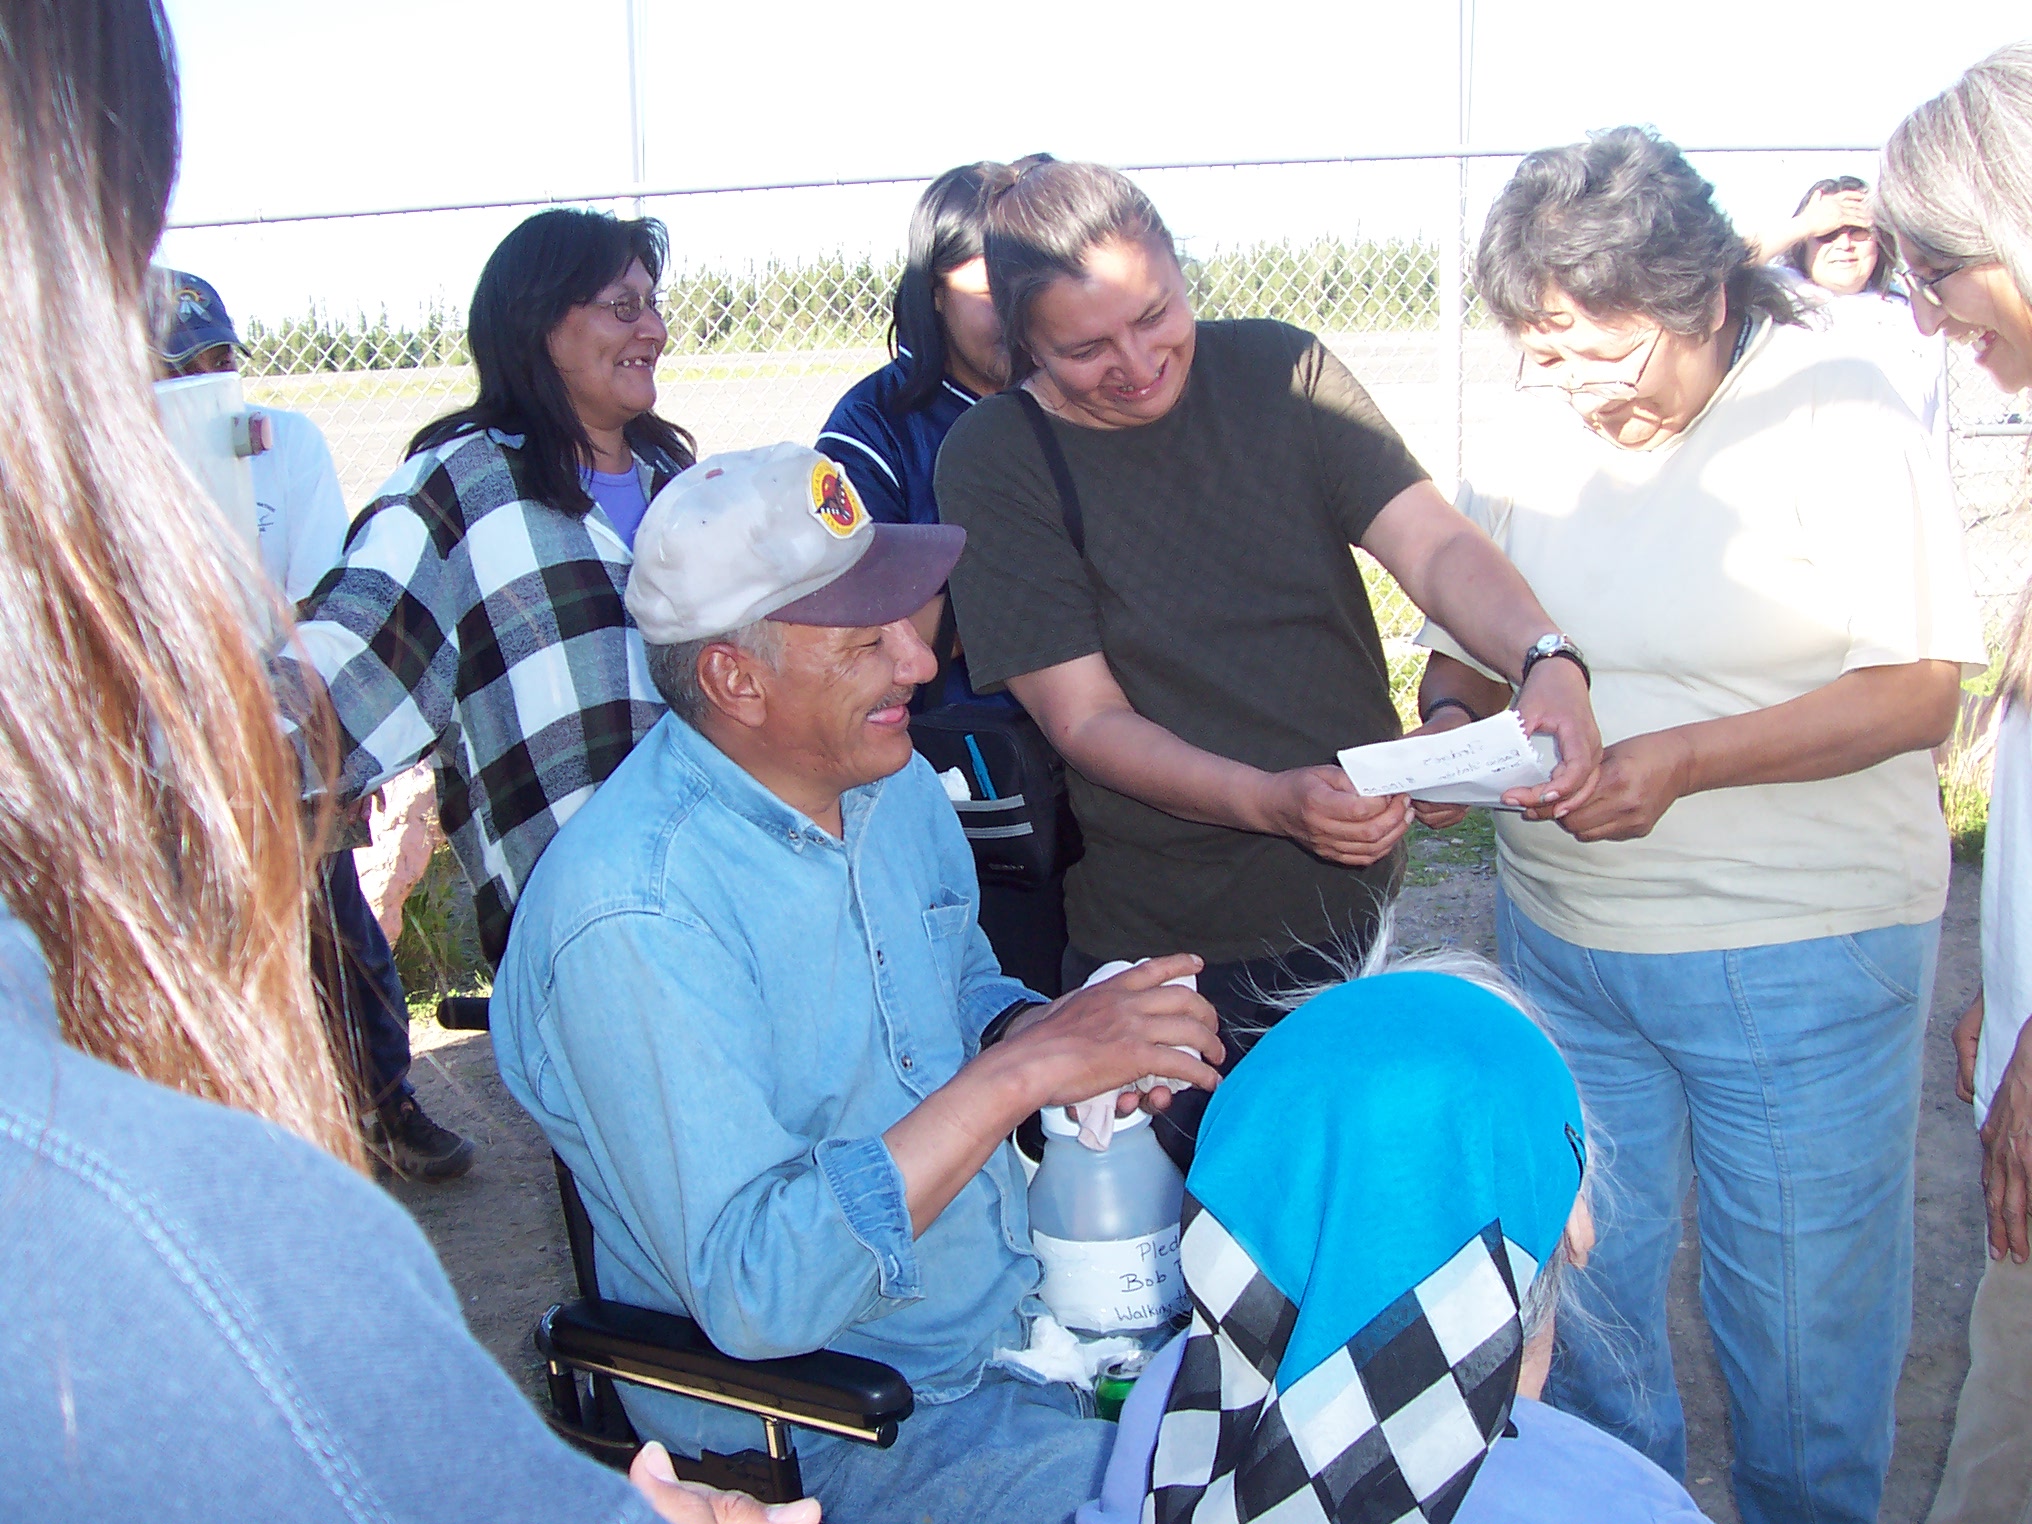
1337;710;1560;807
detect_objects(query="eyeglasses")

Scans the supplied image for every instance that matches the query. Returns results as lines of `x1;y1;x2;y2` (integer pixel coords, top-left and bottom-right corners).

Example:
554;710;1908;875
1898;260;1966;311
1514;325;1664;404
589;290;661;324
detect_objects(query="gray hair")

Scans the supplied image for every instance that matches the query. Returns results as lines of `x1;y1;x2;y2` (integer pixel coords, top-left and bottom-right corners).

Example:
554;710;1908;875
644;619;784;725
1253;911;1602;1343
1876;41;2032;323
1477;125;1802;336
983;158;1178;383
1879;44;2032;711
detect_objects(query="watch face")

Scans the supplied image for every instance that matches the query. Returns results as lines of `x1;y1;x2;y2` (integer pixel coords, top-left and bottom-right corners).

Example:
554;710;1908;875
1533;635;1563;656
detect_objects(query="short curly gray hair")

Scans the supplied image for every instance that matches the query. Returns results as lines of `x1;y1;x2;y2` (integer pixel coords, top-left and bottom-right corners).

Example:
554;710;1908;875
1477;126;1801;337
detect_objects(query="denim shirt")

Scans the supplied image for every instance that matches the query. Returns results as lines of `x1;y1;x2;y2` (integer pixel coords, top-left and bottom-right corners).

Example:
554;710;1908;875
492;712;1045;1456
0;899;660;1523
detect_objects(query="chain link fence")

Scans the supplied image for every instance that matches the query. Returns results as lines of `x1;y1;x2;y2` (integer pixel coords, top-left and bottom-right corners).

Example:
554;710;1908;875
167;153;2031;669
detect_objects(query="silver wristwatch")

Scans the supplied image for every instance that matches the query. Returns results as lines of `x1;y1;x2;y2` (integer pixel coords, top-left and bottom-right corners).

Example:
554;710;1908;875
1520;633;1590;689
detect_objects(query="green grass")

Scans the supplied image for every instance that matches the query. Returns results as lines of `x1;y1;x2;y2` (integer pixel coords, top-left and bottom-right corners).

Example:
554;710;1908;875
1403;812;1497;886
393;844;489;1018
1943;764;1988;865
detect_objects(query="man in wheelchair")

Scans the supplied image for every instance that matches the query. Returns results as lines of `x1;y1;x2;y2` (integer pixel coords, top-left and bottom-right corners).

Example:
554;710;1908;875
493;444;1223;1524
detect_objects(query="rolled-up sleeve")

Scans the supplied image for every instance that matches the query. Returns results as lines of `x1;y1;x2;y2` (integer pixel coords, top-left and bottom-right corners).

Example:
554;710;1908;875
540;908;925;1360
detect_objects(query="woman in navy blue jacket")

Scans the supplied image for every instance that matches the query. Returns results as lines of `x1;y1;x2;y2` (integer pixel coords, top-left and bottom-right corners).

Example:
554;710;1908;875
819;159;1070;995
820;163;1019;540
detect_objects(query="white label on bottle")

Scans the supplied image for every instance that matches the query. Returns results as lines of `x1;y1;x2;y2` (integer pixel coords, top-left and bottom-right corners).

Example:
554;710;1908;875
1031;1225;1188;1333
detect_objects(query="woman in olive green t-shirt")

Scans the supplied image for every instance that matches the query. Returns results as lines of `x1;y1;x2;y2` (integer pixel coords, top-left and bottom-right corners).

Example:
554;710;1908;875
935;159;1602;1154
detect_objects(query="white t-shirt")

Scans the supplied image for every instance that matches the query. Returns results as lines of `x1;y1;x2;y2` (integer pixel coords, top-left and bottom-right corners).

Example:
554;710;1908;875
250;409;349;603
1424;316;1987;955
1978;699;2032;1127
1804;286;1949;450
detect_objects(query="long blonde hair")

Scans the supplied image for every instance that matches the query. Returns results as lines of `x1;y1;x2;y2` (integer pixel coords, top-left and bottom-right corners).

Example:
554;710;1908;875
1877;41;2032;704
0;0;363;1167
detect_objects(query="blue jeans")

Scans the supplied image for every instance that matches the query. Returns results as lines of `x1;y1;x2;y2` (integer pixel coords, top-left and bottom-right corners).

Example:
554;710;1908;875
316;851;412;1105
1497;893;1936;1524
798;1370;1110;1524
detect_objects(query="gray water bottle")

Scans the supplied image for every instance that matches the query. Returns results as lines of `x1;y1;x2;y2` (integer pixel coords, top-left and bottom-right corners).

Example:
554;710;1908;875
1027;1105;1189;1336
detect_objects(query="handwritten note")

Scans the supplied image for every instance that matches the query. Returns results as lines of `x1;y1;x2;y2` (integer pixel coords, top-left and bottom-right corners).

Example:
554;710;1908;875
1337;710;1559;807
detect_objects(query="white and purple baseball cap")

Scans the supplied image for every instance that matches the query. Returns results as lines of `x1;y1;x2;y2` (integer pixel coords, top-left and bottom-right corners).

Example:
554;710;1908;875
625;442;964;644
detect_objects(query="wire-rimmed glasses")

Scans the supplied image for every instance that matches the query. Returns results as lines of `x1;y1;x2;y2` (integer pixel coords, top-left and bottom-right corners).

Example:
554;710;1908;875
590;290;661;325
1514;325;1665;404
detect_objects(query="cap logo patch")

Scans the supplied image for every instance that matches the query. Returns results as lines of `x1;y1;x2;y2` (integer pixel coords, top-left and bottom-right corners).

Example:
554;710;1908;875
809;461;866;539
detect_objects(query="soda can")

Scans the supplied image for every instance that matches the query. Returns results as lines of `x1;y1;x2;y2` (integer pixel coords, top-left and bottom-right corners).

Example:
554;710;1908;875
1094;1349;1152;1422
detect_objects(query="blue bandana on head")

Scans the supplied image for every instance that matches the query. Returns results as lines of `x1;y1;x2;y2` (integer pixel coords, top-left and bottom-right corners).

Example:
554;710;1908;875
1145;970;1586;1524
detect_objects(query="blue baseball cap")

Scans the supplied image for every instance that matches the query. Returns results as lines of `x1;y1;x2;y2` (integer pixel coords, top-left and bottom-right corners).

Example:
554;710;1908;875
153;270;243;363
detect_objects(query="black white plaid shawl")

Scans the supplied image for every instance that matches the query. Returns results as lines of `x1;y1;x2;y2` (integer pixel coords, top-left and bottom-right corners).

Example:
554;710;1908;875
1145;1194;1532;1524
284;429;682;965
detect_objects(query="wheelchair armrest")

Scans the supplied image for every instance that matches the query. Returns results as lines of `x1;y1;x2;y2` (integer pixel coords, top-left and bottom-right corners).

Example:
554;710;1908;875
435;995;492;1030
537;1298;914;1447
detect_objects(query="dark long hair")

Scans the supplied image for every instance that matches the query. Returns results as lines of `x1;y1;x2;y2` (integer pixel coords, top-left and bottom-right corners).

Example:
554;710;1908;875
889;163;1005;414
408;208;696;514
1784;175;1894;295
983;159;1177;384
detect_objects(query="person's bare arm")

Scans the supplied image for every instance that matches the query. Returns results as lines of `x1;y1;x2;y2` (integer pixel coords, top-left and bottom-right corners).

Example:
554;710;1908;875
882;955;1223;1236
1361;481;1602;810
1007;657;1413;868
1556;660;1960;843
1745;187;1872;265
908;592;945;651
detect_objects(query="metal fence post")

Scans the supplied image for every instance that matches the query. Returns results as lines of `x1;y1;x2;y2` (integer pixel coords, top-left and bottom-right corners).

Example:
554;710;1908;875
625;0;648;217
1438;154;1465;499
1437;0;1471;498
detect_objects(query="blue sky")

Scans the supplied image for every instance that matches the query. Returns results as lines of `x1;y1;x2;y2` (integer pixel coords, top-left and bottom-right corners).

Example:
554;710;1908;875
157;1;2029;323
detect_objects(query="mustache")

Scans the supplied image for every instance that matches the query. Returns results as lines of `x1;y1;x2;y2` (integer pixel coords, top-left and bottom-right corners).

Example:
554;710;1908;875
869;686;916;714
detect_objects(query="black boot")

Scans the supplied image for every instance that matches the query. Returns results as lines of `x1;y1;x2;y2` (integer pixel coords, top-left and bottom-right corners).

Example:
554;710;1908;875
368;1094;476;1182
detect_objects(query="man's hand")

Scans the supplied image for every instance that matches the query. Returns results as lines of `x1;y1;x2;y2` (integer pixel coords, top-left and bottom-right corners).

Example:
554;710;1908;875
1003;954;1224;1109
1955;993;1984;1105
889;955;1221;1236
1554;730;1693;842
1255;765;1412;865
1508;655;1602;819
1981;1016;2032;1264
1407;705;1473;831
631;1441;822;1523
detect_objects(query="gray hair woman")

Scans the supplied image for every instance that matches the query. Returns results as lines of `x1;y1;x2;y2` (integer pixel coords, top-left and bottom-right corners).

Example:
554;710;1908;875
1875;41;2032;1524
933;160;1604;1168
1416;125;1985;1524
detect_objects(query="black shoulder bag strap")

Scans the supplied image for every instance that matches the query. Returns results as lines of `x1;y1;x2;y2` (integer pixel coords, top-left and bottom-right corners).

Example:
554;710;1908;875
1010;388;1087;557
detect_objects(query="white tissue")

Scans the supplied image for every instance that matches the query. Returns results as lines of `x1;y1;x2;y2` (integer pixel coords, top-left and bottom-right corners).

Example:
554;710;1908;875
1070;959;1200;1152
939;766;972;802
992;1312;1143;1391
